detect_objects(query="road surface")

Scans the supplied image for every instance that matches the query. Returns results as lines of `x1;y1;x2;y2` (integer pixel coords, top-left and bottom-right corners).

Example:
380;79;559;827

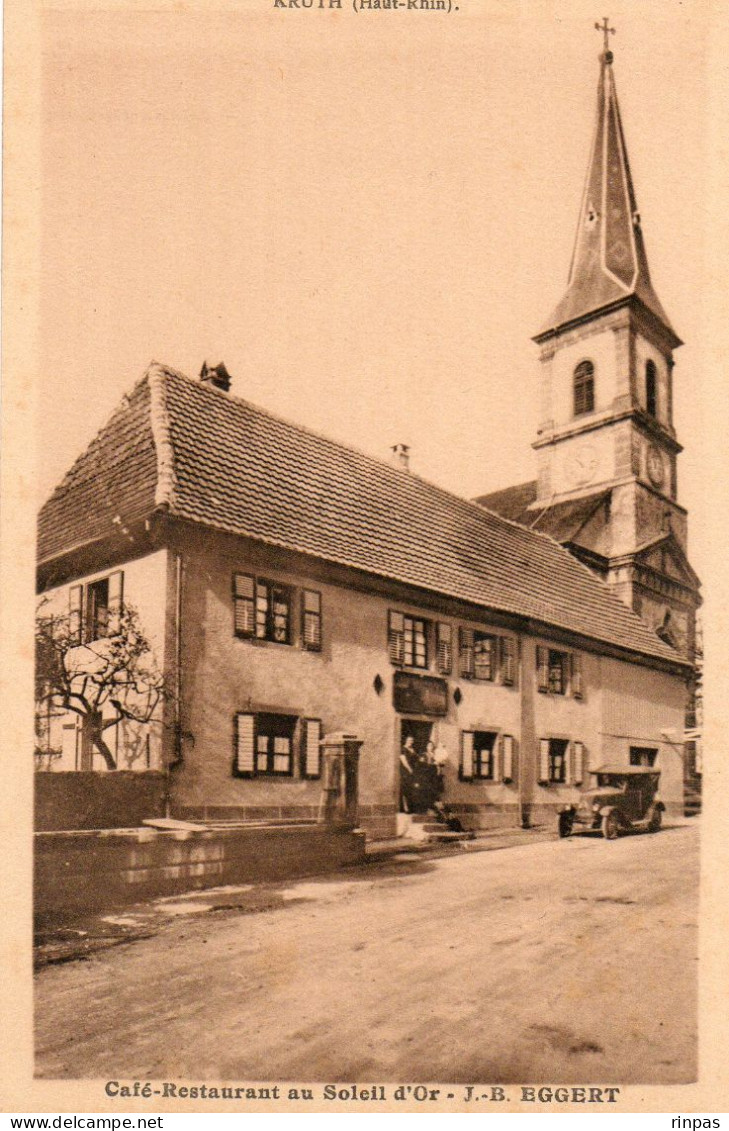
35;822;698;1083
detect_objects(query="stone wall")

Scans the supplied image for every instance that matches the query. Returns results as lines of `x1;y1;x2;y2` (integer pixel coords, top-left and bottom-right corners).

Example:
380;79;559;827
35;824;366;923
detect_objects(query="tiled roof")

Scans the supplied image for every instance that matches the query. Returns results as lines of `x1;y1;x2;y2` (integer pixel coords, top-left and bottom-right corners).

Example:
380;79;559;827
474;481;537;524
37;378;158;563
477;483;611;547
38;363;686;669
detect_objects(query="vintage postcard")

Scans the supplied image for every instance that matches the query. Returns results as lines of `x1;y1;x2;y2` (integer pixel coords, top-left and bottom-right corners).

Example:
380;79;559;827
2;0;729;1115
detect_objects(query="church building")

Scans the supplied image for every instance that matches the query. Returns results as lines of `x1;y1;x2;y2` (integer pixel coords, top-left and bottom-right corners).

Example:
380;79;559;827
35;36;699;838
478;38;701;668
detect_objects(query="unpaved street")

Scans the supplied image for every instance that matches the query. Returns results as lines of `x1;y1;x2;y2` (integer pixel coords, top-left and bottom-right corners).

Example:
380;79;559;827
35;824;698;1083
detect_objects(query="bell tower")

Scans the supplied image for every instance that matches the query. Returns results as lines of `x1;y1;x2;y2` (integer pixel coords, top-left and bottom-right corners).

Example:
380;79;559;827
528;27;700;660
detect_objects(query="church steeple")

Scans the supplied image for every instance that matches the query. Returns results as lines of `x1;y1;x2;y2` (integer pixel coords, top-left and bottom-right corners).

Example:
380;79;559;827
537;34;680;347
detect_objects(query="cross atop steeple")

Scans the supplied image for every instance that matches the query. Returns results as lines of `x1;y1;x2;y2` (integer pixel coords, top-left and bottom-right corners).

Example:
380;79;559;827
595;16;616;62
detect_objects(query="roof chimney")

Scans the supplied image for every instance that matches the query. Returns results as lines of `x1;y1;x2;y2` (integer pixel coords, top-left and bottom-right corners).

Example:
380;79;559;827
199;361;232;392
391;443;410;471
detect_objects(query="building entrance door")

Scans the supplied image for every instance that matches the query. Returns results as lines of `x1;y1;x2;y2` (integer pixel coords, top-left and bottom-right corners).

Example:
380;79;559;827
399;719;438;814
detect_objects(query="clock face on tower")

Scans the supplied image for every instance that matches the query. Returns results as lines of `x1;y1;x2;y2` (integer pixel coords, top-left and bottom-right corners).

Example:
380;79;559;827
566;443;598;486
646;444;665;488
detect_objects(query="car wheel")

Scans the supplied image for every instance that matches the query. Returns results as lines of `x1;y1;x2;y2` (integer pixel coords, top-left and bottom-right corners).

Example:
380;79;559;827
648;807;663;833
602;811;619;840
558;813;573;838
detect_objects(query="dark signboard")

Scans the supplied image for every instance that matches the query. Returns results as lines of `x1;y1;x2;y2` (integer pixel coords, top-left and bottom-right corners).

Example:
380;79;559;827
393;671;449;716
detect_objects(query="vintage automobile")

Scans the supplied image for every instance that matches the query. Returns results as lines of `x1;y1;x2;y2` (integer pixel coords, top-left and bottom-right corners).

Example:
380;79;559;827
557;765;665;840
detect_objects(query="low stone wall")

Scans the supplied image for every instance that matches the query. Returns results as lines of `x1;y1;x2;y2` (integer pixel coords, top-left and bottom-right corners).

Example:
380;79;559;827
35;771;167;831
35;823;366;924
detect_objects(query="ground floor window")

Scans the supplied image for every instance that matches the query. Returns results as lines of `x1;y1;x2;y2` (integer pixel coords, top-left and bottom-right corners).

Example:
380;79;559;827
630;746;658;767
234;713;296;777
539;737;568;784
234;714;322;780
537;738;585;785
461;730;502;781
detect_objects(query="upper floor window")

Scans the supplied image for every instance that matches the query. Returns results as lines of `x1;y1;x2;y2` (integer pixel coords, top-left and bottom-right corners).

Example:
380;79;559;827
233;573;292;644
70;571;124;644
573;361;595;416
87;579;110;640
645;360;658;417
536;646;583;698
459;629;517;685
388;611;428;669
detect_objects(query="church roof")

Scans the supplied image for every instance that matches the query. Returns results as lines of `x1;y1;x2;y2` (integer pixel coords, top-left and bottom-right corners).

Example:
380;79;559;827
475;482;611;546
536;51;680;345
38;364;687;670
472;481;538;524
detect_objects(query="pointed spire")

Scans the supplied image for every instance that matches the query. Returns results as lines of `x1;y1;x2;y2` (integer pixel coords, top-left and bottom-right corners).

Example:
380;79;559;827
536;35;680;344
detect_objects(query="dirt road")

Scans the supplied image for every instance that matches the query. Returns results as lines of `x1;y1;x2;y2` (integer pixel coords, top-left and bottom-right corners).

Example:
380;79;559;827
35;823;698;1083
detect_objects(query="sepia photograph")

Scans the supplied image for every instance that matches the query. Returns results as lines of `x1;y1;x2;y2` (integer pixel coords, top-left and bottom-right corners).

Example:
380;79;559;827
2;0;728;1114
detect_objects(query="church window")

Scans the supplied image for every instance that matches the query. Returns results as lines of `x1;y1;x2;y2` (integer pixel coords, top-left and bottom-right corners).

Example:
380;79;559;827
573;361;595;416
646;360;658;417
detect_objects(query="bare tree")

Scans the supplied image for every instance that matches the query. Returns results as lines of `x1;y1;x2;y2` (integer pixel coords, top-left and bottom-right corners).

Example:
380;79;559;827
35;599;166;771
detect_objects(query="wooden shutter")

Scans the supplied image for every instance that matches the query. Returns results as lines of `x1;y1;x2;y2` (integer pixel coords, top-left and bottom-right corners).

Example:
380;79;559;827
302;590;322;651
491;736;502;782
501;637;516;686
388;611;405;665
437;623;452;674
460;731;474;781
107;571;124;634
502;734;514;782
571;653;584;699
233;573;255;637
69;585;83;645
302;718;322;779
234;714;256;777
536;646;549;693
459;627;474;678
565;741;573;785
538;738;550;783
573;741;585;785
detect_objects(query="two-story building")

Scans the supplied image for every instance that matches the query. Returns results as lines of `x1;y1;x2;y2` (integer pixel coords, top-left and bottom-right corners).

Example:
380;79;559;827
37;360;691;838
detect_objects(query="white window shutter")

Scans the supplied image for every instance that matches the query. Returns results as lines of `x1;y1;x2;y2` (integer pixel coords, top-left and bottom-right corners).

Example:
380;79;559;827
303;718;322;779
69;585;83;644
573;741;584;785
235;714;256;776
571;653;583;699
565;741;573;785
536;646;549;692
388;612;405;665
233;573;256;636
500;637;516;685
461;731;474;781
502;734;514;782
492;737;502;782
108;571;124;634
539;738;550;783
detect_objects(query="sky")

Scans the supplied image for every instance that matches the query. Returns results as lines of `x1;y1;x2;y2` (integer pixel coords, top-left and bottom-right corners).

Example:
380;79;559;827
38;0;711;578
